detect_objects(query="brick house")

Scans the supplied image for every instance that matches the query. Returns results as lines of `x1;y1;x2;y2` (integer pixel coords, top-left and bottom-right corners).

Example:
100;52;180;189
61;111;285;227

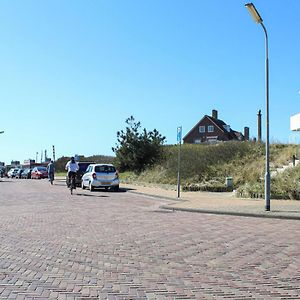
183;110;249;144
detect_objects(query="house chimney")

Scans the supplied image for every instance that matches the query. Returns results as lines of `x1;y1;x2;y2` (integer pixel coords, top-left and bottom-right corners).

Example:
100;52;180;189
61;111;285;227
257;110;262;142
244;127;249;141
212;109;218;119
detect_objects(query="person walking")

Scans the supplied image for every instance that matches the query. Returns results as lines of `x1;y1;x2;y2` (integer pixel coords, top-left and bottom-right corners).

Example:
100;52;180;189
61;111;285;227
47;160;55;185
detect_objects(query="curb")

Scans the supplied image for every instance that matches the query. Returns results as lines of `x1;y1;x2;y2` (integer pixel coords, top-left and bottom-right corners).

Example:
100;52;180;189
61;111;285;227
160;205;300;221
127;189;300;221
127;189;186;202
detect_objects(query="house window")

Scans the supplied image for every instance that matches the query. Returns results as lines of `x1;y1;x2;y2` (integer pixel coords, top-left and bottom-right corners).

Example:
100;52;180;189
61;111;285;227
208;125;214;132
194;139;201;144
207;136;218;143
199;126;205;133
223;124;230;132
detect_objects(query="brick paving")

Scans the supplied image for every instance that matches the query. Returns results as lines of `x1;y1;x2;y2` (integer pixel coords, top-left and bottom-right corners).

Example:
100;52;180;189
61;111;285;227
1;179;300;299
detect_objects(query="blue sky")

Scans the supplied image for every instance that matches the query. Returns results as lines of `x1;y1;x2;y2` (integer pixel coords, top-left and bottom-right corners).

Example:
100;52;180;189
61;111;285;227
0;0;299;164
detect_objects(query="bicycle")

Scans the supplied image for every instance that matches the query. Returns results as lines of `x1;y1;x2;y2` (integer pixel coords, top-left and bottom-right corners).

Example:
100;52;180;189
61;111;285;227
68;172;76;195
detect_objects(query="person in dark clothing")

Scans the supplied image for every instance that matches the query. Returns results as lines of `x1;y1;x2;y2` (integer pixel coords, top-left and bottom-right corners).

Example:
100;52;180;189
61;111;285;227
47;160;55;184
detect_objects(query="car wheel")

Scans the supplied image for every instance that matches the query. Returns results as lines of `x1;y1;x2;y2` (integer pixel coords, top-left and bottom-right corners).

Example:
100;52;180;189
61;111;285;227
89;182;94;191
81;181;86;190
114;185;119;192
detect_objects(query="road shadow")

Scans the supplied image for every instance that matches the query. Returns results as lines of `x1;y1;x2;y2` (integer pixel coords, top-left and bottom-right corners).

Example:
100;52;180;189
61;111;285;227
151;209;176;214
72;187;133;194
53;181;132;192
71;187;136;197
81;188;133;193
74;193;109;198
272;210;300;214
119;187;135;192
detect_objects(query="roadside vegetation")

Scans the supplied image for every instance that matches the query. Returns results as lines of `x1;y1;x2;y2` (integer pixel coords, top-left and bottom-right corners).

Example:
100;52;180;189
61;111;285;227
119;141;300;200
112;116;166;172
55;155;114;173
54;115;300;200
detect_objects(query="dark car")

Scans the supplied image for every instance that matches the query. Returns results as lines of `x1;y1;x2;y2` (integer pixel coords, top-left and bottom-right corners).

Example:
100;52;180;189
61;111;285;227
66;162;94;187
21;168;32;179
15;169;24;179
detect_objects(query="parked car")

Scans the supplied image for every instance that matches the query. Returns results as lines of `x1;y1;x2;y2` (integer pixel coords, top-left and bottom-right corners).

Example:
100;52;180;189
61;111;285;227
7;168;20;178
15;169;24;179
65;162;94;187
21;168;32;179
31;166;48;179
81;163;119;191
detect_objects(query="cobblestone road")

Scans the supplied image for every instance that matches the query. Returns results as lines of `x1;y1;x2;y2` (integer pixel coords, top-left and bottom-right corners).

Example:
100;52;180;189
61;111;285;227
1;179;300;299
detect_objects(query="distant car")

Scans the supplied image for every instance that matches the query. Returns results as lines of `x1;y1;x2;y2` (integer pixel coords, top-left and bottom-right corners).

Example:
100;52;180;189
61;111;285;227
81;163;119;192
21;168;32;179
31;166;48;179
7;168;20;178
65;162;94;187
15;169;24;179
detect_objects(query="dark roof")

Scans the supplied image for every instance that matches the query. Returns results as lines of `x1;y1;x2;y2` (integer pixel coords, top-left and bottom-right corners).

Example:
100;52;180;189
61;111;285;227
183;115;244;141
207;115;243;140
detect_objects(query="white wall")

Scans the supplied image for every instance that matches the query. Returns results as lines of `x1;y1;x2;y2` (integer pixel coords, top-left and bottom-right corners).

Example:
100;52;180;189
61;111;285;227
290;113;300;131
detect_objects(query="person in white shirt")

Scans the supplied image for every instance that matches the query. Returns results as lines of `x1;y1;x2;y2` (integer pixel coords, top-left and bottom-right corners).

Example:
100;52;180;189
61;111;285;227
65;157;79;188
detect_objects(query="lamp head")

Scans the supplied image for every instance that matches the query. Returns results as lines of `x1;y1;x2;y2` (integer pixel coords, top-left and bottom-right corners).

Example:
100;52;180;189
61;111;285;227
245;3;263;24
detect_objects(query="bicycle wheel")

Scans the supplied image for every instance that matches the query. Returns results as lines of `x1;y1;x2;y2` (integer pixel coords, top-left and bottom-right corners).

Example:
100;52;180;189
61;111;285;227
70;176;75;195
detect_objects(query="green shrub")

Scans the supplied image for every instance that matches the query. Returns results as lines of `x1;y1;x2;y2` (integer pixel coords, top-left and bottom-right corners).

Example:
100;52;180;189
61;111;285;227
121;141;300;199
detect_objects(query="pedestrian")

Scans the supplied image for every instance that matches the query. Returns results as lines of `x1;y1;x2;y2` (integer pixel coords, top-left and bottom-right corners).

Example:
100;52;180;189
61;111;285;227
47;160;55;184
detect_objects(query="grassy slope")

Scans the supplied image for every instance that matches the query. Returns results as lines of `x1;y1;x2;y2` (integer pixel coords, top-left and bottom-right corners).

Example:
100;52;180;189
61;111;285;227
121;141;300;199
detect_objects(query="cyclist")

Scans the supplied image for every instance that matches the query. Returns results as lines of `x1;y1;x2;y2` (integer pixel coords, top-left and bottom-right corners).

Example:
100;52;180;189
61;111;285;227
65;157;79;189
47;160;55;184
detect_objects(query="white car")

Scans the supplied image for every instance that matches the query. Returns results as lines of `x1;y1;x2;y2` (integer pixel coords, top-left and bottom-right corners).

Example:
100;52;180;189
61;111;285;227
81;164;120;192
7;168;20;178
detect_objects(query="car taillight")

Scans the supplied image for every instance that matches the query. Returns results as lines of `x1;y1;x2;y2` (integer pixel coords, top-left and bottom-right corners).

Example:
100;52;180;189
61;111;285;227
92;173;97;179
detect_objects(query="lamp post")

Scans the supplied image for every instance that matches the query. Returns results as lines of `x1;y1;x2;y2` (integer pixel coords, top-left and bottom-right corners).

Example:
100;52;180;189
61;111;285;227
0;131;4;134
245;2;270;211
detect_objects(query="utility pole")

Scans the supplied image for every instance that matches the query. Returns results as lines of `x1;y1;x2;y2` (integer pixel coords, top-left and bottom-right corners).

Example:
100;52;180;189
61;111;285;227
52;145;56;162
177;126;182;198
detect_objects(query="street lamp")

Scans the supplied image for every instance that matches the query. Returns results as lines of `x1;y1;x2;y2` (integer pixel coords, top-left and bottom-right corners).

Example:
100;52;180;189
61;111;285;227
0;131;4;134
245;2;270;211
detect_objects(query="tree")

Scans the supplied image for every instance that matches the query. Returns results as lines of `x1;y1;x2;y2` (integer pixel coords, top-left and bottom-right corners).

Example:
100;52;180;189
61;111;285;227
112;116;166;172
54;155;115;172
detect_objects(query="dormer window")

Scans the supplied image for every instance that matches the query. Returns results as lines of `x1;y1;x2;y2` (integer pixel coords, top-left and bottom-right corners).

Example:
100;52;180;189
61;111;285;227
223;125;230;132
208;125;214;133
199;126;205;133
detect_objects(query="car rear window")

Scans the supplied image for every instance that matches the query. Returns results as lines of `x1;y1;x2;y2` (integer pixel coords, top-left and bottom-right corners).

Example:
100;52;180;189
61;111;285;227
37;167;47;171
95;165;116;173
79;163;92;172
